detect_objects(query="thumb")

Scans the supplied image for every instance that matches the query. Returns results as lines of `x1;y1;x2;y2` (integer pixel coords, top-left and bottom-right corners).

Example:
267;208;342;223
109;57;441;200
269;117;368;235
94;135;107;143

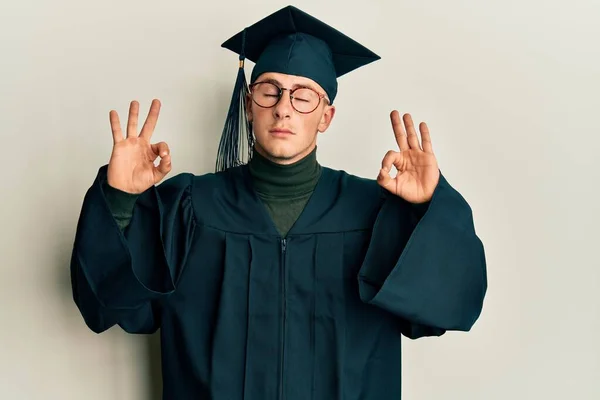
377;168;395;191
153;154;172;184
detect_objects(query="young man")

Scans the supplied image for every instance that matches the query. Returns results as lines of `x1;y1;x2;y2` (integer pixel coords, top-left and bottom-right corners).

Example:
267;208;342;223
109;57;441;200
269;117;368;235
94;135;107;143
70;5;487;400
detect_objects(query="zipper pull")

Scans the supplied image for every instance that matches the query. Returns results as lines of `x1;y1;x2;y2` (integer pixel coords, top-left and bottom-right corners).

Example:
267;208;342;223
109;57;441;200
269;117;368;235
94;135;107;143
281;238;287;253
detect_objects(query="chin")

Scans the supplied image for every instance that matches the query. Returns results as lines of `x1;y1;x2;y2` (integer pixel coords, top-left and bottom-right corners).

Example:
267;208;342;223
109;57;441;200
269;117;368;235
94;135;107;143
264;148;297;161
257;141;301;161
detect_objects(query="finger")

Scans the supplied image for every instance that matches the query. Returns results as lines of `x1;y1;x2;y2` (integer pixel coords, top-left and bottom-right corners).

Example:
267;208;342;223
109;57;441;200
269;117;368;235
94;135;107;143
420;122;434;153
154;154;172;183
140;99;161;140
403;113;421;150
127;100;139;138
377;168;396;191
151;142;170;158
390;110;409;151
109;110;123;144
381;150;401;172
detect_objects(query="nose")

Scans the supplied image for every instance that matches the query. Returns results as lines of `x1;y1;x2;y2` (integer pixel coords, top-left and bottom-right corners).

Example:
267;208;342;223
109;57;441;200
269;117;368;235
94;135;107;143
273;89;293;119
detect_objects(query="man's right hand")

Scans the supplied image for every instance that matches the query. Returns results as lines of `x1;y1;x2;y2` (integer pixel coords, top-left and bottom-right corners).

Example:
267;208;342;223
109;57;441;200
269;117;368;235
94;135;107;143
107;99;172;194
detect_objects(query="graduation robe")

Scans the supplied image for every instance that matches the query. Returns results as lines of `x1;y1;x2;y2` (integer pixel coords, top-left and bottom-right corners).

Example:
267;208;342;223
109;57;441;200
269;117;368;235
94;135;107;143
70;163;487;400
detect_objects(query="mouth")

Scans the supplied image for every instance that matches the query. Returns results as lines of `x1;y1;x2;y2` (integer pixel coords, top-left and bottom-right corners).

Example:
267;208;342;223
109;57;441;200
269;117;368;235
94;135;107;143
269;128;294;136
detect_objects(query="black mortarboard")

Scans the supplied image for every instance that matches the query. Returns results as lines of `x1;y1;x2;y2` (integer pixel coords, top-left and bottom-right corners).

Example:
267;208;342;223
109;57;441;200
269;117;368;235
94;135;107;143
215;5;380;172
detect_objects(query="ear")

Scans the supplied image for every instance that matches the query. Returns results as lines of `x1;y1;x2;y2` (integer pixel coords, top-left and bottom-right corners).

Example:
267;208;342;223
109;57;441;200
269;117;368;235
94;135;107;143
245;93;253;122
317;105;335;133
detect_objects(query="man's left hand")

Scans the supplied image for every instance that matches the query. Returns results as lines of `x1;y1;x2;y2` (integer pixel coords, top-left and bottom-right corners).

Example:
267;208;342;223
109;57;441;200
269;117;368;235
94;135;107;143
377;111;440;203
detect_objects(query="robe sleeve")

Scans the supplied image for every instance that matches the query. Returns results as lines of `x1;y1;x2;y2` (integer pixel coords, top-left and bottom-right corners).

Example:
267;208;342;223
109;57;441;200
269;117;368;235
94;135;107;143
70;165;196;334
358;172;487;339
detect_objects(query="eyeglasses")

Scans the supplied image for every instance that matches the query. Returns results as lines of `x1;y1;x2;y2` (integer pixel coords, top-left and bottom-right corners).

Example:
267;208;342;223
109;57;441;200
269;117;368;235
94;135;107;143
248;81;328;114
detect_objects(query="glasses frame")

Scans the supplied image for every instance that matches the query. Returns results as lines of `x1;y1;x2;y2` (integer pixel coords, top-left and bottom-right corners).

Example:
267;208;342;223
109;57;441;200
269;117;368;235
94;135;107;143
248;81;328;114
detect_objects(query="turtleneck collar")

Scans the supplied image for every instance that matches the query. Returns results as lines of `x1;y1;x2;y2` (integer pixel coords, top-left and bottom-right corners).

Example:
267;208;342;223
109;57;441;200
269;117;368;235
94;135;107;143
248;146;322;198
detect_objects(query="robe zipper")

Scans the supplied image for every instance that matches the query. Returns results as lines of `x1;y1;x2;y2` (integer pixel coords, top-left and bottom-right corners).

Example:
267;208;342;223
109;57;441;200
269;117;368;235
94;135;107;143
279;238;287;400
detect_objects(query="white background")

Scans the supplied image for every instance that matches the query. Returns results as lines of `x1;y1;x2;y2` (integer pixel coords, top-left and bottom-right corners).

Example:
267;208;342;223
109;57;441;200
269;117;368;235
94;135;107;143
1;0;598;399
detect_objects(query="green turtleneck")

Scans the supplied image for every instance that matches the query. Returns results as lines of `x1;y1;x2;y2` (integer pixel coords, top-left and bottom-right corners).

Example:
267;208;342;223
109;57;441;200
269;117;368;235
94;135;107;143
101;147;322;237
248;147;322;237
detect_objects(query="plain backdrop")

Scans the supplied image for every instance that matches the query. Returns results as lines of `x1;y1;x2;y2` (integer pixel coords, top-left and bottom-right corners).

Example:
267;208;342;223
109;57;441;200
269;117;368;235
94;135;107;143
1;0;598;399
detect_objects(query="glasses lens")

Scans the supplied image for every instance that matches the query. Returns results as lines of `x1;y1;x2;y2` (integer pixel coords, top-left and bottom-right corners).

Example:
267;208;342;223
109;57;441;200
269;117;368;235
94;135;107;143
252;83;280;107
291;88;320;113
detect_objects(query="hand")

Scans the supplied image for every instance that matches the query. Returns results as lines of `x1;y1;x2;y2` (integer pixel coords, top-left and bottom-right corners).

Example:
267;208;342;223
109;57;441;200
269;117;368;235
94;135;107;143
107;99;172;194
377;111;440;203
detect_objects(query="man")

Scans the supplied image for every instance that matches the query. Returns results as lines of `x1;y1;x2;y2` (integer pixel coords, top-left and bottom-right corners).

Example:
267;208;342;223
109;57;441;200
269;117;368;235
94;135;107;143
70;5;487;400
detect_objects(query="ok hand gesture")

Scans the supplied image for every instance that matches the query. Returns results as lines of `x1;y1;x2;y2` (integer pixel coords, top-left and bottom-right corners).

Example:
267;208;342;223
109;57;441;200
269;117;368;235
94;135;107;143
377;111;440;203
107;99;172;194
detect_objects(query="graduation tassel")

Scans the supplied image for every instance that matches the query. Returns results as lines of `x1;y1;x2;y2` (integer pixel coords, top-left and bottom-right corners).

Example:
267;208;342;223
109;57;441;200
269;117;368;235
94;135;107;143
215;29;254;172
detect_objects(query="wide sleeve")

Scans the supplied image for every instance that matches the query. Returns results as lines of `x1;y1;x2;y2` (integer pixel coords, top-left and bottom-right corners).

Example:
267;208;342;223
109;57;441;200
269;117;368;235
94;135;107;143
358;172;487;339
70;165;197;334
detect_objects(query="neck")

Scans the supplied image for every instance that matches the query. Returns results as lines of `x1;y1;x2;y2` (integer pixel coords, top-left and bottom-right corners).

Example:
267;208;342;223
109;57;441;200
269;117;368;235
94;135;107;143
248;146;322;198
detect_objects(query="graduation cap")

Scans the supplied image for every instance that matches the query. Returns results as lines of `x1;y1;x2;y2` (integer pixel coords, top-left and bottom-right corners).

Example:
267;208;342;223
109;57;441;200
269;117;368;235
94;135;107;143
215;5;381;172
